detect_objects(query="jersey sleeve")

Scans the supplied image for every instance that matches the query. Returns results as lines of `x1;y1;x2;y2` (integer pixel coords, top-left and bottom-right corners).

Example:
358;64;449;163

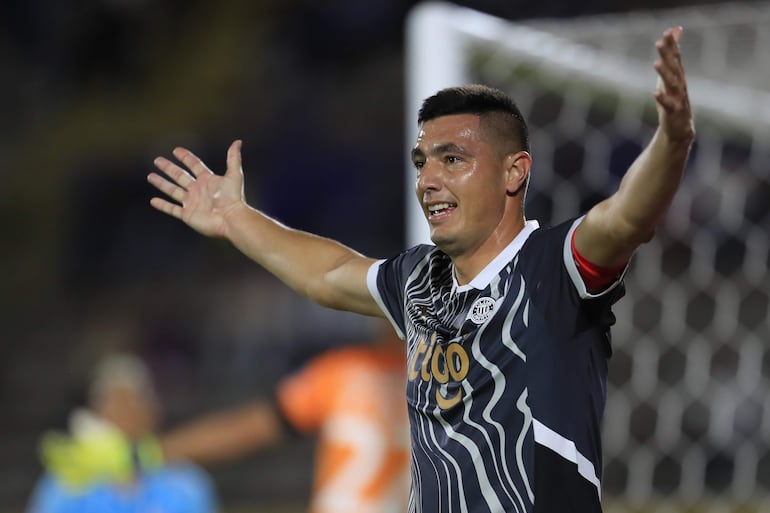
366;245;434;340
520;217;626;336
562;217;629;300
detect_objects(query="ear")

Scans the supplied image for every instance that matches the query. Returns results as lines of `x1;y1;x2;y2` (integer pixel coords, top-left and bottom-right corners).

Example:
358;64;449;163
504;151;532;196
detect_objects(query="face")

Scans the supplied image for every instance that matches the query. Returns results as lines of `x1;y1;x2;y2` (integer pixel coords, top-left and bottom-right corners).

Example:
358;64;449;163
411;114;518;257
98;383;159;440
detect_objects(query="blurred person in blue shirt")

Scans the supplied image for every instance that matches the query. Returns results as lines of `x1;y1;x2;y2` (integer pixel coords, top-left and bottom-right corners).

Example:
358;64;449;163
26;353;217;513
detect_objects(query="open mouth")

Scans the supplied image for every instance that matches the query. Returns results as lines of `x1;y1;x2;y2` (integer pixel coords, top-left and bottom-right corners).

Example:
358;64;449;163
427;202;457;218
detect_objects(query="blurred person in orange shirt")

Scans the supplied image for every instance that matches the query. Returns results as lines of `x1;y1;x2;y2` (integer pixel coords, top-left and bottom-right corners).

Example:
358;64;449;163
160;321;410;513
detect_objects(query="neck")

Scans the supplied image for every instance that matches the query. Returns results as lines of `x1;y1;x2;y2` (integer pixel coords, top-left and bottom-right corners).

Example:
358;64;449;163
451;217;526;286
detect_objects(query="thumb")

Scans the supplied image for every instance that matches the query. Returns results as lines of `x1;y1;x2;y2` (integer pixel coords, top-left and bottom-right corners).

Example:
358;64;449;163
226;139;243;176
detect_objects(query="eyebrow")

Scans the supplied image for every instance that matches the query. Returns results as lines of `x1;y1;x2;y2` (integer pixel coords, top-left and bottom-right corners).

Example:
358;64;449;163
411;142;467;161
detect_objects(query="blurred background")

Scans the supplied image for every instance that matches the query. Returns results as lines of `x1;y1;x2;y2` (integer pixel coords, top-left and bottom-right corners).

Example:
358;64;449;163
2;0;768;512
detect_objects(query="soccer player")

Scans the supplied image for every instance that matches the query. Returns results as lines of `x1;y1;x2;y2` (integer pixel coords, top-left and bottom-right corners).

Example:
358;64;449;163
159;325;410;513
147;27;693;512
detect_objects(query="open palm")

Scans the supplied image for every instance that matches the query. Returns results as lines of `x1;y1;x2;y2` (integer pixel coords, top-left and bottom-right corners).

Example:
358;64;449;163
654;27;695;143
148;140;245;238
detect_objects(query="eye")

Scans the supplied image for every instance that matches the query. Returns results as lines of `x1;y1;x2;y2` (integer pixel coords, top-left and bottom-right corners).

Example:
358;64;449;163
413;160;425;170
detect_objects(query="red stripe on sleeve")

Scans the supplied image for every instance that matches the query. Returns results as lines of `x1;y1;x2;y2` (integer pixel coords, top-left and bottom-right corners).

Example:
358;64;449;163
570;230;627;292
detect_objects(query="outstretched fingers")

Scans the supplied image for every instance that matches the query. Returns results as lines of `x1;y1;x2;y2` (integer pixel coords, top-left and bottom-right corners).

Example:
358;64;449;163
149;196;184;220
654;27;687;111
147;171;187;220
153;155;195;189
147;141;245;230
148;155;197;219
653;26;694;142
148;168;187;204
173;147;213;178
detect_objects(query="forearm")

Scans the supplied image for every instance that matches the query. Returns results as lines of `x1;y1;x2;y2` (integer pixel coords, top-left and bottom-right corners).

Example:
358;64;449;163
612;127;693;239
579;127;693;266
576;27;695;269
222;204;380;315
160;403;285;464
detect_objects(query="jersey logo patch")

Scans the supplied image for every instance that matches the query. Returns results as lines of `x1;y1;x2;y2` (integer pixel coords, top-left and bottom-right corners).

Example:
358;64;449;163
468;297;497;324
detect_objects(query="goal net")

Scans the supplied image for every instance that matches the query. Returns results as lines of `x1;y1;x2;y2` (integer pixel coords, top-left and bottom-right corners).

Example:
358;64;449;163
405;2;770;511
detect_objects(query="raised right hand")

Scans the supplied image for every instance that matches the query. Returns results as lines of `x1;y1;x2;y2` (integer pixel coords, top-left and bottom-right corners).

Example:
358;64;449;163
148;139;246;238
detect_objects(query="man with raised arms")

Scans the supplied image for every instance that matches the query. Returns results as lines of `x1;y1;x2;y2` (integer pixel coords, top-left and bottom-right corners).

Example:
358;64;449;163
148;27;693;512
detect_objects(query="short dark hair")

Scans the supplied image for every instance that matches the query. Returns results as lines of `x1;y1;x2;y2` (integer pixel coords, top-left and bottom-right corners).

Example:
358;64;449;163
417;84;530;153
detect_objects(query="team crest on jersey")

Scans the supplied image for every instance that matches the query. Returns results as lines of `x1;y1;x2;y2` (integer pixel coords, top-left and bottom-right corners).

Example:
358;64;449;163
468;297;497;324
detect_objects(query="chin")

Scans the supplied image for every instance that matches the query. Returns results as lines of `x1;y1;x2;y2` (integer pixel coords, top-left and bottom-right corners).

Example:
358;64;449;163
429;228;447;246
430;232;461;256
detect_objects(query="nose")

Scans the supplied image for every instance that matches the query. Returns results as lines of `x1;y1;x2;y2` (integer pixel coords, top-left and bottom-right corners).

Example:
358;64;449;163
416;159;441;195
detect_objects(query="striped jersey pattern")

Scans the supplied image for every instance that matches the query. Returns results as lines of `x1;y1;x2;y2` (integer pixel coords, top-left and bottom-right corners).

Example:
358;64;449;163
366;218;626;513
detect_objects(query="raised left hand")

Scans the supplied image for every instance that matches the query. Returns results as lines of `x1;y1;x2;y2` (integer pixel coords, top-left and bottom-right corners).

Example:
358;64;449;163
654;27;695;144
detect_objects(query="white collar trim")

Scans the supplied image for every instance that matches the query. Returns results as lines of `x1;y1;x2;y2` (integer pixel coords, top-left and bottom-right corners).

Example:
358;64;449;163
452;220;540;293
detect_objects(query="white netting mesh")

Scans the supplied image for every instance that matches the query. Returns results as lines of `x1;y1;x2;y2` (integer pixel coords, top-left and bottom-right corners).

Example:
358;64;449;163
406;2;770;511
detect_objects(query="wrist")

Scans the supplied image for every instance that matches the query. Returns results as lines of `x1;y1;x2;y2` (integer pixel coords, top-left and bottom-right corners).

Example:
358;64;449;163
221;201;253;241
658;123;695;147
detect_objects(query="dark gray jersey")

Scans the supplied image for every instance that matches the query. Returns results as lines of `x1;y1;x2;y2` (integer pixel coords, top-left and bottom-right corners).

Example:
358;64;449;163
367;218;626;513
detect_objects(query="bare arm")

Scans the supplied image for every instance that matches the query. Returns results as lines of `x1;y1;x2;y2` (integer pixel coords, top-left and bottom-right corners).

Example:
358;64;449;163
160;402;286;464
574;27;695;268
148;141;381;316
